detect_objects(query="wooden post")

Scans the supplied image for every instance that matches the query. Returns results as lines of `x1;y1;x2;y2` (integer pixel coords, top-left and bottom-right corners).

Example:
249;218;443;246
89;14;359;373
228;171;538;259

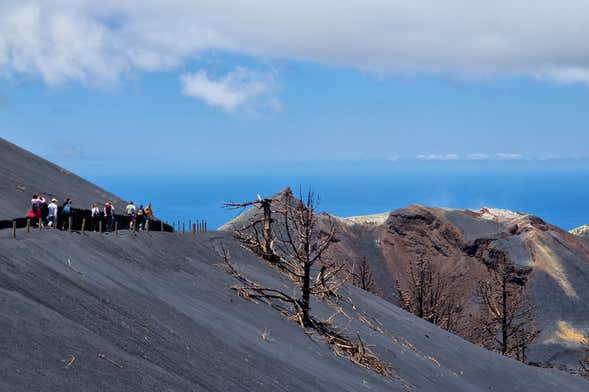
189;220;192;233
26;219;30;233
81;218;86;234
177;220;180;233
68;217;72;233
195;220;199;233
160;221;164;232
204;220;207;232
99;220;103;234
182;222;185;234
115;221;119;236
12;221;16;239
192;223;196;234
38;218;42;230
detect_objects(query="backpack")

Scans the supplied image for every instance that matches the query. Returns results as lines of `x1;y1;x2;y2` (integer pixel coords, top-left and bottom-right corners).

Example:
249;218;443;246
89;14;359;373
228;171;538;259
63;204;71;215
105;204;112;216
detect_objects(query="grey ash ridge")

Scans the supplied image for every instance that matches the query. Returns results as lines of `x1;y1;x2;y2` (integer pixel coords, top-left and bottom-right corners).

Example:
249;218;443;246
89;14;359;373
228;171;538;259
1;139;588;391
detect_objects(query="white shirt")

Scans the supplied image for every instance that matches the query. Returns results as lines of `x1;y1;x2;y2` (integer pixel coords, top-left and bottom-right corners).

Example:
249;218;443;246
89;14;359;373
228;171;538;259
91;207;100;217
48;202;58;217
126;204;137;215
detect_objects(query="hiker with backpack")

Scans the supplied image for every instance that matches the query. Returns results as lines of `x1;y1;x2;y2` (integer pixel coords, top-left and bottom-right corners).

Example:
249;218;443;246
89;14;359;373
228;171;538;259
61;198;72;230
126;201;137;231
144;203;153;230
104;201;115;232
47;198;58;228
91;203;101;231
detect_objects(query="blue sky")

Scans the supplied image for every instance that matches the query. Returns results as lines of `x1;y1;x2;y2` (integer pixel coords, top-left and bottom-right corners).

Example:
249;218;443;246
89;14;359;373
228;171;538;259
3;59;589;175
1;1;589;176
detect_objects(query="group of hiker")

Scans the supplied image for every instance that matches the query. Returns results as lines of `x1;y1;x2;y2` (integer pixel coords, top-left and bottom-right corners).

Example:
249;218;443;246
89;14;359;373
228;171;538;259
28;195;153;232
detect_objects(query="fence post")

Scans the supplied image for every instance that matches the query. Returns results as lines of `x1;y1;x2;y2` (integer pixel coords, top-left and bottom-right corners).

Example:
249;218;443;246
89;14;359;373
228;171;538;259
204;220;207;232
160;221;164;232
99;220;103;234
68;217;72;233
177;221;180;234
192;223;196;234
81;218;86;234
38;218;42;230
12;221;16;239
182;222;185;234
26;219;30;233
115;221;118;236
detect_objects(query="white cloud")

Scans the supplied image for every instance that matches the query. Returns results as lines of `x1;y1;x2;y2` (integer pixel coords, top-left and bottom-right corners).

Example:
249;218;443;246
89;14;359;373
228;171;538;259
416;154;460;161
2;1;589;86
466;153;490;160
180;68;277;111
496;152;524;160
535;67;589;86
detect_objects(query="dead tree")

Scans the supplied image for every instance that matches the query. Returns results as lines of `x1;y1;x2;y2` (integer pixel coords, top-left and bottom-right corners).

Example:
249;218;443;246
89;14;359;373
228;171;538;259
216;245;392;377
224;195;279;264
397;255;465;334
270;190;341;326
580;330;589;378
351;256;376;293
226;191;342;327
473;253;539;362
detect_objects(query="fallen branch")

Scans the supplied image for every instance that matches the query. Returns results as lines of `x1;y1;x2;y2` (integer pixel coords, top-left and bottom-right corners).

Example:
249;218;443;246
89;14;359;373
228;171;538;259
64;355;76;368
98;353;123;368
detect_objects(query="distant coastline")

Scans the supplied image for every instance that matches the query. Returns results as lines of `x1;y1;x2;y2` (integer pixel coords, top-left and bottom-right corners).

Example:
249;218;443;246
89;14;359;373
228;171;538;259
90;168;589;231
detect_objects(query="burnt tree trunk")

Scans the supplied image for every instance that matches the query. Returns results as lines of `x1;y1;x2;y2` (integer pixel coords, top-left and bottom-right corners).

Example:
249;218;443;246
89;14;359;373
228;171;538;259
262;200;273;261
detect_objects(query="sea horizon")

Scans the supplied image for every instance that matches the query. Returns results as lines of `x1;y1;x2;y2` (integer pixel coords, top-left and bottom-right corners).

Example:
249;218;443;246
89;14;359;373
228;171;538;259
86;163;589;231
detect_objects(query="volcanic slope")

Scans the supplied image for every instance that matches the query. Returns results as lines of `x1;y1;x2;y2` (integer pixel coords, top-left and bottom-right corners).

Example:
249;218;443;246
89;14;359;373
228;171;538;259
0;137;127;219
1;229;588;391
1;143;587;390
222;189;589;369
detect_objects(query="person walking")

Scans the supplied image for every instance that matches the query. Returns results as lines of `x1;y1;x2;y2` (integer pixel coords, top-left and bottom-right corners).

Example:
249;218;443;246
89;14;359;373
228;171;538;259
144;203;153;230
61;198;72;231
104;201;115;232
27;195;38;220
136;205;145;231
41;197;49;226
91;203;101;231
31;194;45;227
126;201;137;231
47;198;58;228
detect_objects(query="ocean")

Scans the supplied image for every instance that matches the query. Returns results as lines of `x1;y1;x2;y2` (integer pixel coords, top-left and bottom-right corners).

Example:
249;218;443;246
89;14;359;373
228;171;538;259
89;164;589;231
